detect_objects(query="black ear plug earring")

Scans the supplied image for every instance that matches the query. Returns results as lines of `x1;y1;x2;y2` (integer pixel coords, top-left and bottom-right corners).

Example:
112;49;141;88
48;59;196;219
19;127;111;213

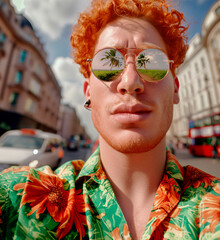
84;99;91;110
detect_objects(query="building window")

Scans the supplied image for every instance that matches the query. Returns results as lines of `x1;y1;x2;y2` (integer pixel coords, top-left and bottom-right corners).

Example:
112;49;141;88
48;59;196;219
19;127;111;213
188;70;191;80
29;79;41;96
0;0;5;8
25;98;36;113
0;33;6;47
9;92;19;106
35;63;42;76
201;95;205;108
191;84;194;94
217;60;220;70
195;62;199;73
201;57;205;68
19;50;27;63
204;74;209;82
212;39;218;50
215;6;220;16
207;90;212;106
184;74;187;84
14;71;23;83
194;99;197;111
198;77;201;89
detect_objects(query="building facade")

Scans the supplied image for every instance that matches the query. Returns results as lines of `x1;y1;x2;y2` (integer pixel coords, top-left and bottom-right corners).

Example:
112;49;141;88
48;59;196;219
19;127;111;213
0;0;62;135
169;0;220;145
58;104;90;141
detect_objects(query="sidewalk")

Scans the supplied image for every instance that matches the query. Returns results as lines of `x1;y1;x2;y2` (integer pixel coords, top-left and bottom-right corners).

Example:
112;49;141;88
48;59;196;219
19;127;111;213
174;148;220;178
175;148;193;160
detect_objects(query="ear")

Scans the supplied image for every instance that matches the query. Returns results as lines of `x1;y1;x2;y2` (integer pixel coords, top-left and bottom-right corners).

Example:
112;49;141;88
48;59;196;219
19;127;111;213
83;78;91;99
173;77;180;104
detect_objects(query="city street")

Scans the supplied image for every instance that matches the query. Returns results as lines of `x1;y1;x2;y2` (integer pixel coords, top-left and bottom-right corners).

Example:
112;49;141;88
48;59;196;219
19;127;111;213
59;147;93;165
60;146;220;178
176;148;220;178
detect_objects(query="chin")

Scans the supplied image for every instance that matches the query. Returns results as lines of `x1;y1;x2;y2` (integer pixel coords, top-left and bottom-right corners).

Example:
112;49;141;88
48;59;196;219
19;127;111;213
103;132;166;154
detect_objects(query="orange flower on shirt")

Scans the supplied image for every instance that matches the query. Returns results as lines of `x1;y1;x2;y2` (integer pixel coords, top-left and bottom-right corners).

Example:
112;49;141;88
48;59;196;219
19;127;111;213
198;183;220;236
13;171;87;240
153;174;180;212
0;166;30;175
111;223;131;240
184;166;217;189
71;160;85;176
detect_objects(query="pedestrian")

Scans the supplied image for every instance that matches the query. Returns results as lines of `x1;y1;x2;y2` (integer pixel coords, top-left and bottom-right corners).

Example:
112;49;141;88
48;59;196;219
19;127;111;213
211;136;219;159
0;0;220;239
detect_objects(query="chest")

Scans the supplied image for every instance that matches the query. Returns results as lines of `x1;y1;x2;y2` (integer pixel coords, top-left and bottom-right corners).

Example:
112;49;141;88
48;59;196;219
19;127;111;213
83;182;199;240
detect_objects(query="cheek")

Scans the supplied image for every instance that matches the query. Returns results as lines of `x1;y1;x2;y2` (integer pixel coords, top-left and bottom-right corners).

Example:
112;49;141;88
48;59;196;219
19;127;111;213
90;84;109;131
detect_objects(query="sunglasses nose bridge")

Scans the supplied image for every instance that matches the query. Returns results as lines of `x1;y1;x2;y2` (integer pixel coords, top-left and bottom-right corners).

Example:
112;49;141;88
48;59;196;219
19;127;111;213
124;53;137;68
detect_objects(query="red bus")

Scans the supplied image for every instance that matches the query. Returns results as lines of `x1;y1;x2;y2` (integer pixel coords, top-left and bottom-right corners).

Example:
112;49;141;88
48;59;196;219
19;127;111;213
188;112;220;157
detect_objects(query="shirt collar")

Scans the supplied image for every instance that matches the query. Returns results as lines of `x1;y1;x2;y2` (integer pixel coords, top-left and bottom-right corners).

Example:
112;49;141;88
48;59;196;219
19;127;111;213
77;147;185;185
165;150;185;182
76;147;104;184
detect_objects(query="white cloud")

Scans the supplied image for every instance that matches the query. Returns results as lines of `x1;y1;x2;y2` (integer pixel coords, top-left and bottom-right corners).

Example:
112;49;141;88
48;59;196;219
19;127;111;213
52;57;98;140
11;0;25;12
21;0;91;39
197;0;208;5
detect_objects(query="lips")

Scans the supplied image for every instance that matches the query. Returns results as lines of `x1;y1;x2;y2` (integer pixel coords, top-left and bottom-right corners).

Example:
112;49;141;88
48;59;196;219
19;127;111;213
111;104;152;124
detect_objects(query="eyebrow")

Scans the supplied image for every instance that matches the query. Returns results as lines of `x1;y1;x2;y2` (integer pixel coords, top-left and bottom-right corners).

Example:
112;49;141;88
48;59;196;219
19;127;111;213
102;43;164;52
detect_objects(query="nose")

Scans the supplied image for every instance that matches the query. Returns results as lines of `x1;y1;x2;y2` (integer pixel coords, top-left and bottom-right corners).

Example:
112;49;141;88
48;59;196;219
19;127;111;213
117;56;144;95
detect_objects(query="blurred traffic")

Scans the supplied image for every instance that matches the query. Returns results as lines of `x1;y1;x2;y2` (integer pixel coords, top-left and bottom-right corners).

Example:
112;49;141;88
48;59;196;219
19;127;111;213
0;128;64;170
0;129;93;172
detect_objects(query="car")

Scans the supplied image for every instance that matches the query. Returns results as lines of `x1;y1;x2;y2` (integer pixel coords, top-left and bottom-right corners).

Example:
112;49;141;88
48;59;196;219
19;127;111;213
80;139;91;148
67;134;80;151
0;129;64;170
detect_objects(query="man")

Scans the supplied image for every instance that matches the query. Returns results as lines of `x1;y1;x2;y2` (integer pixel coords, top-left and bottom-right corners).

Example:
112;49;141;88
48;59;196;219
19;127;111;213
0;0;220;239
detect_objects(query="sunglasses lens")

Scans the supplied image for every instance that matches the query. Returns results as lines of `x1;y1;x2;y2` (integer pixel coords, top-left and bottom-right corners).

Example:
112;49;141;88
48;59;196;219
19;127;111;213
136;49;169;82
91;48;124;81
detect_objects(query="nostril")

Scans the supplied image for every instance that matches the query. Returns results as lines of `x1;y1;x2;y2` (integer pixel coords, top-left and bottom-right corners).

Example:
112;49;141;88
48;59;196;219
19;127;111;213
120;88;127;94
135;88;142;93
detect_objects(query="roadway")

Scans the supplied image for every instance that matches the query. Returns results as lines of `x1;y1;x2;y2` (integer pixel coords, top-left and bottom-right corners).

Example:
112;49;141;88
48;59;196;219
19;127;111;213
176;148;220;178
61;146;220;178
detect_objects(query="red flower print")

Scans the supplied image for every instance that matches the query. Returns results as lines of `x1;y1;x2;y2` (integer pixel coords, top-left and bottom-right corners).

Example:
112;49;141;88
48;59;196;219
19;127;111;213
150;224;164;240
198;184;220;236
13;171;88;240
184;166;217;190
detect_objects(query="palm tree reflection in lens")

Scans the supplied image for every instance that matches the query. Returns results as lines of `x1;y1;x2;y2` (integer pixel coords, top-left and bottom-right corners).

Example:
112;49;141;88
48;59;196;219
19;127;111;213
92;48;169;82
136;50;168;82
93;49;123;81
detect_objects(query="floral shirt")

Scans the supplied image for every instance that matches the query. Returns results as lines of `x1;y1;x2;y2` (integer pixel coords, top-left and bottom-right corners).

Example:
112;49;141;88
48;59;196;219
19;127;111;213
0;148;220;240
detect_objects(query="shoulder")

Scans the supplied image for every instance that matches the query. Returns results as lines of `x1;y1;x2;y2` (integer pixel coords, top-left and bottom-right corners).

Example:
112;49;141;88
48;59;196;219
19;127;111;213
182;166;220;237
0;159;85;184
183;164;220;197
0;159;85;198
0;160;85;239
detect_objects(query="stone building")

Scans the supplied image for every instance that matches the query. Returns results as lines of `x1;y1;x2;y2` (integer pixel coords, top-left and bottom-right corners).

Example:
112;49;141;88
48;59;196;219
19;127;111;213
58;104;90;141
0;0;62;135
169;0;220;145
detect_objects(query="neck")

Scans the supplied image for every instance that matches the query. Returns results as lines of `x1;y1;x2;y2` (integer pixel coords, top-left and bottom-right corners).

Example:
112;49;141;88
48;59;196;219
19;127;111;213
99;137;167;200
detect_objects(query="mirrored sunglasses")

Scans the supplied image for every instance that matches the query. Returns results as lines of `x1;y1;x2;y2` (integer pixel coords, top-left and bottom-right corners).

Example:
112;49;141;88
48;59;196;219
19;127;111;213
87;48;173;82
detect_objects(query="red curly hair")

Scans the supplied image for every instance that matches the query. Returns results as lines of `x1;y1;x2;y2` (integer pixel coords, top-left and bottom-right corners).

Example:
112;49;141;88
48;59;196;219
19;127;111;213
71;0;188;78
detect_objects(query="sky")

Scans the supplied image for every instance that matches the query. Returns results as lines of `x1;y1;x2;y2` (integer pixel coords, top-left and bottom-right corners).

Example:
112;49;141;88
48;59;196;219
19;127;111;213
10;0;218;140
